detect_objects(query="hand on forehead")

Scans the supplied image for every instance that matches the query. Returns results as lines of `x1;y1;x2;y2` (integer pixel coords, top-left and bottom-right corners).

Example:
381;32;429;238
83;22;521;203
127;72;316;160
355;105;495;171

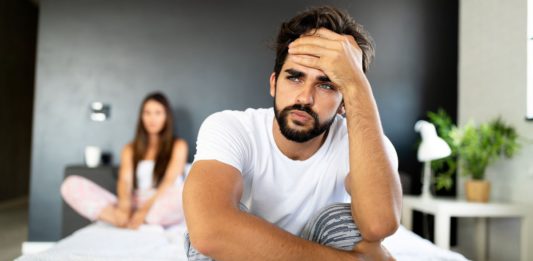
302;28;341;39
286;27;366;90
298;27;358;47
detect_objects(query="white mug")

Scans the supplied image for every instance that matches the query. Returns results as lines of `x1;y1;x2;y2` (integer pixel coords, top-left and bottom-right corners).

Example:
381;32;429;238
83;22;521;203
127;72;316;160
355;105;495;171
85;146;101;168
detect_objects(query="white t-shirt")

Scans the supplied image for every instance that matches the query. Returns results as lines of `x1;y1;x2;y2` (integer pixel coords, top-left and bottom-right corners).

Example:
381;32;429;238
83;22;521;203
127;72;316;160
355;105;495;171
194;107;397;235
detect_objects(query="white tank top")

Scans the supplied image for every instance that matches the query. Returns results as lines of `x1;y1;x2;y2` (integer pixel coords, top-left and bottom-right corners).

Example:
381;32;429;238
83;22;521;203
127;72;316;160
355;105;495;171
136;160;186;191
136;160;155;191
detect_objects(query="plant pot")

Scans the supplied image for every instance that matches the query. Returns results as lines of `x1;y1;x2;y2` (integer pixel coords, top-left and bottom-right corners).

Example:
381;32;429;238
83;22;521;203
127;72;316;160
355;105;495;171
465;180;491;202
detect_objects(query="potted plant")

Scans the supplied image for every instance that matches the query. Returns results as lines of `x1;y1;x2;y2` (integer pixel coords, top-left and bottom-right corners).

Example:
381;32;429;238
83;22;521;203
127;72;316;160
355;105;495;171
450;118;520;202
426;109;458;192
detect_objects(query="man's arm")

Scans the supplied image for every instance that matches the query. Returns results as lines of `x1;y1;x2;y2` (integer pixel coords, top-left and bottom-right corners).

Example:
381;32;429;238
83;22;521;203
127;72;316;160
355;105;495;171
183;160;362;261
343;80;402;241
288;28;402;241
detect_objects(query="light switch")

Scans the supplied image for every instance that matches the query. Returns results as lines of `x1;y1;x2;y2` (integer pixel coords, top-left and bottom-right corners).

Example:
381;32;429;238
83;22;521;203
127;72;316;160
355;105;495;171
90;102;110;122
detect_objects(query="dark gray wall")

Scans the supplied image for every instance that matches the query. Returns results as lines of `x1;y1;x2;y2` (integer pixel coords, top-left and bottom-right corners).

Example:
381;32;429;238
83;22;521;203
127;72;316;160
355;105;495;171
0;0;37;201
29;0;458;240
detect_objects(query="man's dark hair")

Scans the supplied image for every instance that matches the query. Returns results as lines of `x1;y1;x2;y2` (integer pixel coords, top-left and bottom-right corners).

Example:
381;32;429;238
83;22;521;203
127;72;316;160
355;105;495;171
273;6;375;79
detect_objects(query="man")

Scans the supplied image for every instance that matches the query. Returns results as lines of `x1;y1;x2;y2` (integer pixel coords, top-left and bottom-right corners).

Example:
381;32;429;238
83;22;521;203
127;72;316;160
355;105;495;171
184;6;402;261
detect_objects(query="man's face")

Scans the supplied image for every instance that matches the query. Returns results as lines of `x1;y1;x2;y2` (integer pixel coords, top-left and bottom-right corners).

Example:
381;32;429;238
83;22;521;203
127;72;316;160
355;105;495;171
270;55;344;143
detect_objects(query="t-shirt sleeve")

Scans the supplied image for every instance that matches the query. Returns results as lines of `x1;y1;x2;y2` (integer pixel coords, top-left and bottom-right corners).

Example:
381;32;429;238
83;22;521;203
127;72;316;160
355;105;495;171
193;111;251;174
383;135;399;170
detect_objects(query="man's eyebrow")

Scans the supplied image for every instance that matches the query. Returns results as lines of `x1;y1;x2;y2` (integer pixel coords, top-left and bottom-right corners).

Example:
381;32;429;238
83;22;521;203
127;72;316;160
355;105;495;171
284;68;305;78
285;68;331;82
317;75;331;82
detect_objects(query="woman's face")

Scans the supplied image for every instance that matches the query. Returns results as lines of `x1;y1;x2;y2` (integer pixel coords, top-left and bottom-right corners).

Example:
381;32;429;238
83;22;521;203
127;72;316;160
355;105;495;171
142;100;167;135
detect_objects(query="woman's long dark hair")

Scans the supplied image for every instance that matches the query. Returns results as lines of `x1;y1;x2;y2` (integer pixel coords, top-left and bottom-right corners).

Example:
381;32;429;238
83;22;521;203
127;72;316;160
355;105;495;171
132;92;175;188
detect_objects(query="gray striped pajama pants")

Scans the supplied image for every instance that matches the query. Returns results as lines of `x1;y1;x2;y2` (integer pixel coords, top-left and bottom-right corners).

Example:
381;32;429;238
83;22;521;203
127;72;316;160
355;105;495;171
184;203;362;260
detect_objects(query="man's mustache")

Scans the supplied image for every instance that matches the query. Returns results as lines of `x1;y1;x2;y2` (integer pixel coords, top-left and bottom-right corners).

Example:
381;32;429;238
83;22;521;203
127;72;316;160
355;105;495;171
283;104;319;121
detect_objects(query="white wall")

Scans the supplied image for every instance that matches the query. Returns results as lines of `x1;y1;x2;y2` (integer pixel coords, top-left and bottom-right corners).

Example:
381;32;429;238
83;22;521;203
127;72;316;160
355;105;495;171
459;0;533;260
527;0;533;120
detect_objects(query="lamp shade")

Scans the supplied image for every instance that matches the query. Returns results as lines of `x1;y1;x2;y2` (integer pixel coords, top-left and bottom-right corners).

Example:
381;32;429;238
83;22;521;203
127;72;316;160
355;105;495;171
414;120;452;162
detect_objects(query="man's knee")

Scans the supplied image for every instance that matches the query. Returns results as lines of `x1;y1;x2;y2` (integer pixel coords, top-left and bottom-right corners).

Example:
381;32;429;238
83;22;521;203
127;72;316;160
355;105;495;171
301;203;362;251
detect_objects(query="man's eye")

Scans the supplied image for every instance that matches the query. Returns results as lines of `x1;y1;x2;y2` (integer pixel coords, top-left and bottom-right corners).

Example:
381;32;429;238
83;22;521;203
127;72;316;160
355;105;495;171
287;76;301;82
318;83;334;90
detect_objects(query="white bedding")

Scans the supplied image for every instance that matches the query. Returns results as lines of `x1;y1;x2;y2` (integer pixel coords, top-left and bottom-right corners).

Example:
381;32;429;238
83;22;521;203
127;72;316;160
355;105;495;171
17;223;468;261
383;227;469;261
17;222;188;261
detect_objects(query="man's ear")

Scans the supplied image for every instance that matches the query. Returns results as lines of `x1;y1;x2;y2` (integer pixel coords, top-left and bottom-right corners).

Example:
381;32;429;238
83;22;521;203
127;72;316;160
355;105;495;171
337;101;345;115
269;72;276;98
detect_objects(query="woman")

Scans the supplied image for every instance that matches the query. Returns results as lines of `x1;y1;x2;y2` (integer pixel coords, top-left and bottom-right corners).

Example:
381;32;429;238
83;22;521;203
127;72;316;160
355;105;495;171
61;92;188;229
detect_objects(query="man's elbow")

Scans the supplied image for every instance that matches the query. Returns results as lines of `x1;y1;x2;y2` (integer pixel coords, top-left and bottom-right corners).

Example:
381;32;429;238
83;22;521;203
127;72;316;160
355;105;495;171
360;218;400;241
187;223;220;257
185;210;224;257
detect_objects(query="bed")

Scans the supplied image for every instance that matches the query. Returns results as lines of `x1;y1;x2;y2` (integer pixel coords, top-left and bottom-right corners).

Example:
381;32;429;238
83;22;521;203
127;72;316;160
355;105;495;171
17;221;469;261
18;166;469;260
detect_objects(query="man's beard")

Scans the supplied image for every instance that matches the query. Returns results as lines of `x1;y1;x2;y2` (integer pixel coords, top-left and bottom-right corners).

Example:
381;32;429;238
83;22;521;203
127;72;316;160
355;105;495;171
273;98;336;143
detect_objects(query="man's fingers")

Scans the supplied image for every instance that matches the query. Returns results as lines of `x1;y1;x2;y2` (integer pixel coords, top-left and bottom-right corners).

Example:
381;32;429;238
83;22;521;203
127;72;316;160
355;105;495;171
303;27;344;41
291;35;340;50
299;27;363;53
289;54;321;70
292;31;363;61
342;35;363;56
314;28;361;50
288;43;336;58
345;34;359;47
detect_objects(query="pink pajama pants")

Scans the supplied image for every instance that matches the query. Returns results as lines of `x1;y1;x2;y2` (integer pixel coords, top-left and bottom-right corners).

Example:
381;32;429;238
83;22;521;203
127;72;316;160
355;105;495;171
60;175;184;226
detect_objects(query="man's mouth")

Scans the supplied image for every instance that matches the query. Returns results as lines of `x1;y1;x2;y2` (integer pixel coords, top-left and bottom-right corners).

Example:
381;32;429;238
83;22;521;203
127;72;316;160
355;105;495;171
290;110;312;122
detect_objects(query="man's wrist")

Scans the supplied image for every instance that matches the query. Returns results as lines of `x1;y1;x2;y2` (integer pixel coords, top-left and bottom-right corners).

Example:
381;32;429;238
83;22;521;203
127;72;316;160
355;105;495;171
342;85;364;115
342;79;378;114
341;84;358;102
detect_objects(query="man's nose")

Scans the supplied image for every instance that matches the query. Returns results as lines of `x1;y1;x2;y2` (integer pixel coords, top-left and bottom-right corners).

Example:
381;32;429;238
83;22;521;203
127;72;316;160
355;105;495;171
296;84;314;105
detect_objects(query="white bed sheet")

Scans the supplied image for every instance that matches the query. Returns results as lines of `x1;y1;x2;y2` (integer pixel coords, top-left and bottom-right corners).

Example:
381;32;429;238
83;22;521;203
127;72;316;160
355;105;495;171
383;226;469;261
17;222;188;261
17;223;469;261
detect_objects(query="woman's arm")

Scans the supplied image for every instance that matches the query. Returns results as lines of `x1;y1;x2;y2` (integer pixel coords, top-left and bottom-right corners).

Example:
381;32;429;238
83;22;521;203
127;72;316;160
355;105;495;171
117;145;134;210
148;139;188;205
128;139;188;228
113;145;134;227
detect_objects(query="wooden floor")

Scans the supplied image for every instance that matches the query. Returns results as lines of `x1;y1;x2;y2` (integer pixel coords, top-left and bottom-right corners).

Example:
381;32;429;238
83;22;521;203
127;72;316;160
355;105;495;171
0;198;28;261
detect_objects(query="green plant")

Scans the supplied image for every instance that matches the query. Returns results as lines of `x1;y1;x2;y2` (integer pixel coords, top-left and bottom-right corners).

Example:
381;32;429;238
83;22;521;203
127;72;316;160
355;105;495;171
427;109;458;190
450;118;520;180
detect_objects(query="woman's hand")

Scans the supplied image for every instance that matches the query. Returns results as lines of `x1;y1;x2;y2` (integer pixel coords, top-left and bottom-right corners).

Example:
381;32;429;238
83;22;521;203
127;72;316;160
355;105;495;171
127;208;148;229
114;208;130;228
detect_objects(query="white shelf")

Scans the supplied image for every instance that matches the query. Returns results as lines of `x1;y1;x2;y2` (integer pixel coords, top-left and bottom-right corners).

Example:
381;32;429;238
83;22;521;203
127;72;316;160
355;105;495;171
401;195;531;261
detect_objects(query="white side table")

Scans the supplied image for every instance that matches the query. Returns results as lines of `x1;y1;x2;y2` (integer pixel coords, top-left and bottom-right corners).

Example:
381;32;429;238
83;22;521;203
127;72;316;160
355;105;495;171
401;195;530;261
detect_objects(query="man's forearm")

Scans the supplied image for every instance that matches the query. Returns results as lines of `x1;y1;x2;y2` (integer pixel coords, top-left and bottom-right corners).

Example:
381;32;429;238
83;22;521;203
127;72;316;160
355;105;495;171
190;209;360;261
185;161;371;261
343;78;402;241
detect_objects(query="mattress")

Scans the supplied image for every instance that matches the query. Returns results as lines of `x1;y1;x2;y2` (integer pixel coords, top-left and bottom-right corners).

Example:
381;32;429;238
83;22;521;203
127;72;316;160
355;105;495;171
17;223;469;261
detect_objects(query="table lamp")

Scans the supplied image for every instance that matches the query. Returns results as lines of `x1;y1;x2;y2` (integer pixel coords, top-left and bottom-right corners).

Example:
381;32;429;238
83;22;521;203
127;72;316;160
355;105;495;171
414;120;452;200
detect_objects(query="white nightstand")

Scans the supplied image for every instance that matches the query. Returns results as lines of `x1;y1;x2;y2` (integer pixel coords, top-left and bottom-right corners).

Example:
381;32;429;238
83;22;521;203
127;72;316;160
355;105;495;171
401;195;530;261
